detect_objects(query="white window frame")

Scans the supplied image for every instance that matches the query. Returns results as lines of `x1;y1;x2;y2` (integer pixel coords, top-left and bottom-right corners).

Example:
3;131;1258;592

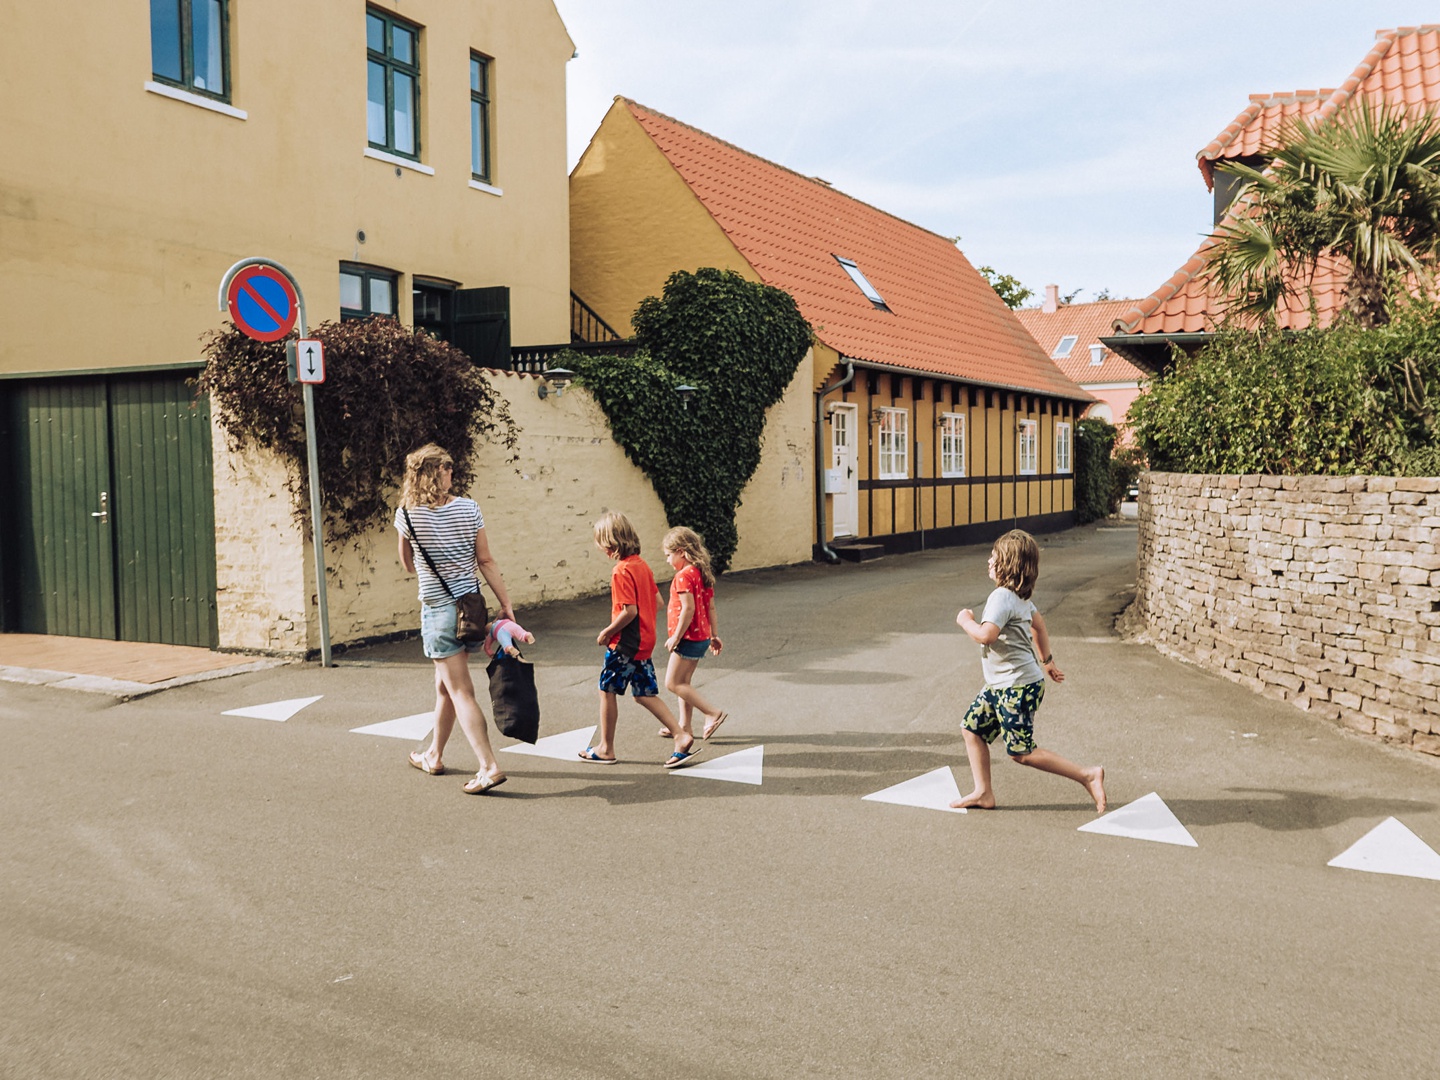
1018;419;1038;476
1056;422;1072;474
939;413;966;478
1053;335;1077;358
877;408;909;480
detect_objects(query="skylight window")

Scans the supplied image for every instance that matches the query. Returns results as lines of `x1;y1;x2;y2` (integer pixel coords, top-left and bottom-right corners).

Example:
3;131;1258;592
1053;335;1078;358
834;256;889;310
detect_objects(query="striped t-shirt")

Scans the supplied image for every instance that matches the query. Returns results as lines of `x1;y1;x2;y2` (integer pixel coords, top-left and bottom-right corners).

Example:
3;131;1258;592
394;498;484;606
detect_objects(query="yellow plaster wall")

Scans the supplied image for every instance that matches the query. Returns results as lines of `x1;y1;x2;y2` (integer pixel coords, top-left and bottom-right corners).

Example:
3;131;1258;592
569;100;759;334
0;0;573;378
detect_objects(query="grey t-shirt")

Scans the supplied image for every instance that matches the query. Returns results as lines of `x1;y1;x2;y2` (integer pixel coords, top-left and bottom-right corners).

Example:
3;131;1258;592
979;586;1044;689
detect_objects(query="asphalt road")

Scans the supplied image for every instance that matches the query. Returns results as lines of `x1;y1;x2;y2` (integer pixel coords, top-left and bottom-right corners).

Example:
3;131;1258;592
3;524;1437;1079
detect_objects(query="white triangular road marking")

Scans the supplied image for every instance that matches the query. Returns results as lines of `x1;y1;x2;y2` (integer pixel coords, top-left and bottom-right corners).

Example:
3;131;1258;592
350;713;434;740
672;745;763;785
500;725;598;760
221;695;322;722
862;767;967;814
1078;792;1197;847
1328;817;1440;881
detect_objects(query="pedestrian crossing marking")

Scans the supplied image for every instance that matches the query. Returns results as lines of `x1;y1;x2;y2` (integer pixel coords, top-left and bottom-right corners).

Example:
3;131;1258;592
862;767;967;814
672;745;764;785
1327;817;1440;881
222;695;322;722
1077;792;1197;847
350;713;433;740
500;725;597;761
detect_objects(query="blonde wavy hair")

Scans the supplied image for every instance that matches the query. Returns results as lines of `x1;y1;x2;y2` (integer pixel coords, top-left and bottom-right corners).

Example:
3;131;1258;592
991;529;1040;600
662;526;715;589
400;443;453;508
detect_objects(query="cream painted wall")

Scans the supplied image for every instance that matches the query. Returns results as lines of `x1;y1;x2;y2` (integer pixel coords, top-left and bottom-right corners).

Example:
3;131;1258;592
0;0;573;377
216;362;813;654
570;99;759;335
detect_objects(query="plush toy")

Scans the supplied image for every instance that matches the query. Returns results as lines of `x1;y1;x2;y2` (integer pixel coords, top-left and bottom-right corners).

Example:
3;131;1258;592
485;617;535;658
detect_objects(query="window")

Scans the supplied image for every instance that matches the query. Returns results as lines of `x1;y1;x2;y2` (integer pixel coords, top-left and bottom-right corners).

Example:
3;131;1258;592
1056;422;1072;474
340;265;398;320
367;8;421;159
834;256;889;310
939;413;966;478
413;280;455;341
1053;335;1077;359
150;0;229;101
1018;420;1038;475
470;53;492;183
877;408;909;479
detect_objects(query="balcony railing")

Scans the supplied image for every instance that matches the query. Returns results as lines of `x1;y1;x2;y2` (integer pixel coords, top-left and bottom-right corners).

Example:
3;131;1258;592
510;339;638;374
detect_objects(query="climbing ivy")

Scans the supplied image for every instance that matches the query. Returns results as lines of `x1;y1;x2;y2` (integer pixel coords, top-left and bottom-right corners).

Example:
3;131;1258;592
196;318;517;545
567;268;811;572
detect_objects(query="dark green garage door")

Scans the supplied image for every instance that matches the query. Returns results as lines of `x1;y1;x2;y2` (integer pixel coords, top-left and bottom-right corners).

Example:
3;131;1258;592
1;372;218;647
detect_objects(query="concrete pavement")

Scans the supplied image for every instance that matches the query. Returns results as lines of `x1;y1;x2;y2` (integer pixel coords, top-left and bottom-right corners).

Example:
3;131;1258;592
2;523;1437;1079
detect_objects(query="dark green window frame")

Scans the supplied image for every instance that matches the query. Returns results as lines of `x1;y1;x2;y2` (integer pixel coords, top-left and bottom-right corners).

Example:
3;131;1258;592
366;7;422;160
470;53;492;183
150;0;231;102
340;264;399;321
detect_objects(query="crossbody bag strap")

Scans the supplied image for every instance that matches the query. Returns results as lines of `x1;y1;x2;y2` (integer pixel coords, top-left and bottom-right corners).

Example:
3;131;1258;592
402;506;457;600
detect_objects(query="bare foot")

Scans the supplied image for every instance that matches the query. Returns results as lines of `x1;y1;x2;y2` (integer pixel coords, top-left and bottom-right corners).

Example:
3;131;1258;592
1084;766;1106;814
950;790;996;809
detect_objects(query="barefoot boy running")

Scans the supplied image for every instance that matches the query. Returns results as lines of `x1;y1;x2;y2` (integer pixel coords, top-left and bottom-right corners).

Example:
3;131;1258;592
950;530;1106;814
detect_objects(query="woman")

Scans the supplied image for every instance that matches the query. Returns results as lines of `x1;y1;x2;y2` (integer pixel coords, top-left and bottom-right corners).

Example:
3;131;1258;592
394;443;512;794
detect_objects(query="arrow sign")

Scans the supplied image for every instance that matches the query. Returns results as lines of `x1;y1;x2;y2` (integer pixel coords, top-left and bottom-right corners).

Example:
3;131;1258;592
297;339;325;384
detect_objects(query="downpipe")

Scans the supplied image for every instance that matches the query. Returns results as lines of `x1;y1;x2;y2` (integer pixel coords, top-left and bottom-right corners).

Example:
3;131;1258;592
814;360;855;563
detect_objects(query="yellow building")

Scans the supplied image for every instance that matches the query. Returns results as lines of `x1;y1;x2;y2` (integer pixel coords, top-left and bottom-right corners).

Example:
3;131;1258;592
572;99;1092;559
0;1;574;646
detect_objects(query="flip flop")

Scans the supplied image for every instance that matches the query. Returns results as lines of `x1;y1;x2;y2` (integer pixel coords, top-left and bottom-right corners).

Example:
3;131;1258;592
702;712;728;741
409;750;444;775
578;747;619;764
463;773;507;794
663;745;705;769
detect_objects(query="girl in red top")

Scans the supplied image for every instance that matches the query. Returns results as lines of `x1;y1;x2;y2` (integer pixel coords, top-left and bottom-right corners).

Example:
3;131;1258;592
661;526;729;741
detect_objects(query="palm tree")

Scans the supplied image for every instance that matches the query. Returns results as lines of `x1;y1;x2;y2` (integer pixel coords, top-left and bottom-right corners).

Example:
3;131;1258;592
1202;103;1440;329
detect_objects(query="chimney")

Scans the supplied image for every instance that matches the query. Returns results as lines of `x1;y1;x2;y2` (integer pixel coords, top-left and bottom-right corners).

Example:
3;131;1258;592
1043;284;1059;313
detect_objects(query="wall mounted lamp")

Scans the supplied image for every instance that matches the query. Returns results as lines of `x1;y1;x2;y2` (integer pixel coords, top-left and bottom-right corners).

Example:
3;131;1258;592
674;384;698;410
537;367;575;400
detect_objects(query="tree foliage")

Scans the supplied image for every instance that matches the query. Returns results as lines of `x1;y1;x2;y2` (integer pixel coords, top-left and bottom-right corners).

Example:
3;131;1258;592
1074;417;1119;523
977;265;1034;309
566;268;811;572
1129;302;1440;476
197;318;517;544
1204;104;1440;329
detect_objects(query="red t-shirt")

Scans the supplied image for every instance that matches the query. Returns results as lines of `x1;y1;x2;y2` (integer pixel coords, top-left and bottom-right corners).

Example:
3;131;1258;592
609;555;658;660
667;564;713;641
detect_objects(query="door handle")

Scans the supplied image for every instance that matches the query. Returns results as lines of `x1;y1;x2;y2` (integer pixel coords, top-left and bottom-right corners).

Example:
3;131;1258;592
91;491;108;524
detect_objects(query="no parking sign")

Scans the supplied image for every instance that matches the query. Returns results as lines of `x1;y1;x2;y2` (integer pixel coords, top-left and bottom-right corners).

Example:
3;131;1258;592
226;264;299;342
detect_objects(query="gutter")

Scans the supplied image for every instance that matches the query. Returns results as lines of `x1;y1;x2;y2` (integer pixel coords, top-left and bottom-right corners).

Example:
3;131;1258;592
1099;332;1214;373
839;355;1093;404
814;360;855;563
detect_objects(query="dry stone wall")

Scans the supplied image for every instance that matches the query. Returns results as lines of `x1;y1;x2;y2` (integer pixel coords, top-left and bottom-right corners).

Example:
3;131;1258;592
1136;472;1440;757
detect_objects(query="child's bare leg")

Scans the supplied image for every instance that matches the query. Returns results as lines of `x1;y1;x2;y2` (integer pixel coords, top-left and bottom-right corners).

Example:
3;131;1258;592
952;729;995;808
636;693;694;754
1012;748;1106;813
665;654;717;735
594;690;620;758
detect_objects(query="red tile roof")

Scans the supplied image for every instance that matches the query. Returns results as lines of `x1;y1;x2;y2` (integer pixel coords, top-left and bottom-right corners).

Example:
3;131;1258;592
1123;26;1440;339
1014;300;1148;384
621;100;1090;402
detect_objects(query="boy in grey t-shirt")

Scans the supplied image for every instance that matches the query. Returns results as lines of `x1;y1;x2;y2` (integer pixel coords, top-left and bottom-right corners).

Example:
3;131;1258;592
951;530;1106;814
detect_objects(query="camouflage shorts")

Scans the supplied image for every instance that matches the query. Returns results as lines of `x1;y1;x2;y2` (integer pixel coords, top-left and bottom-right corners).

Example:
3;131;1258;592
962;680;1045;757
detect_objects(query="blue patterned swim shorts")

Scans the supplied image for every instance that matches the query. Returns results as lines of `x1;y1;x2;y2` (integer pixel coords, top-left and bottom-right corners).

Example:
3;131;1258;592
599;648;659;697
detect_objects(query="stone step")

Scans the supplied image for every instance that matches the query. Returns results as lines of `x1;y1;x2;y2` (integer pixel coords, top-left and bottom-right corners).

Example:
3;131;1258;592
831;541;886;563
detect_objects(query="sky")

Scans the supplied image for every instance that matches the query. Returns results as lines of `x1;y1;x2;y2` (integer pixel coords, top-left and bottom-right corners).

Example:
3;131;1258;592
555;1;1424;305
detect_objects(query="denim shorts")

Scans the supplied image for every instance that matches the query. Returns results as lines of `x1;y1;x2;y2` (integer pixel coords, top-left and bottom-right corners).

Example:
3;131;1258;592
420;601;478;660
674;637;711;660
599;648;659;696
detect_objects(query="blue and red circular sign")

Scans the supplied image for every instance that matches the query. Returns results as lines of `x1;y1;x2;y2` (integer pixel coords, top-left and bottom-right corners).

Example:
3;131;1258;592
227;265;299;342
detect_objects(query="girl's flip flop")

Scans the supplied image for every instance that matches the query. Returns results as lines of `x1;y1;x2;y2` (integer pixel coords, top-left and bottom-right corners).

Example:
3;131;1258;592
702;713;728;740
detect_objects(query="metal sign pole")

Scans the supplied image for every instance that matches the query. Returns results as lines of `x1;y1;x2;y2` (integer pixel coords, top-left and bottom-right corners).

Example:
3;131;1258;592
218;257;333;666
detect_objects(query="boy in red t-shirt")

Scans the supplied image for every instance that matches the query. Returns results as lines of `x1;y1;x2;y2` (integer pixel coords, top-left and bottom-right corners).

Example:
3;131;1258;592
582;512;704;768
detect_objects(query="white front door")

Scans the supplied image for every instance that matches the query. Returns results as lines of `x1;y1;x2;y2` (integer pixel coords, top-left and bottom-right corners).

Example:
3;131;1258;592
830;403;858;538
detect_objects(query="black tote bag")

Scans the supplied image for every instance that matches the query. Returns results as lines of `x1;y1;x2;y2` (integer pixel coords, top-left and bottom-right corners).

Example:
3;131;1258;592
486;651;540;744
